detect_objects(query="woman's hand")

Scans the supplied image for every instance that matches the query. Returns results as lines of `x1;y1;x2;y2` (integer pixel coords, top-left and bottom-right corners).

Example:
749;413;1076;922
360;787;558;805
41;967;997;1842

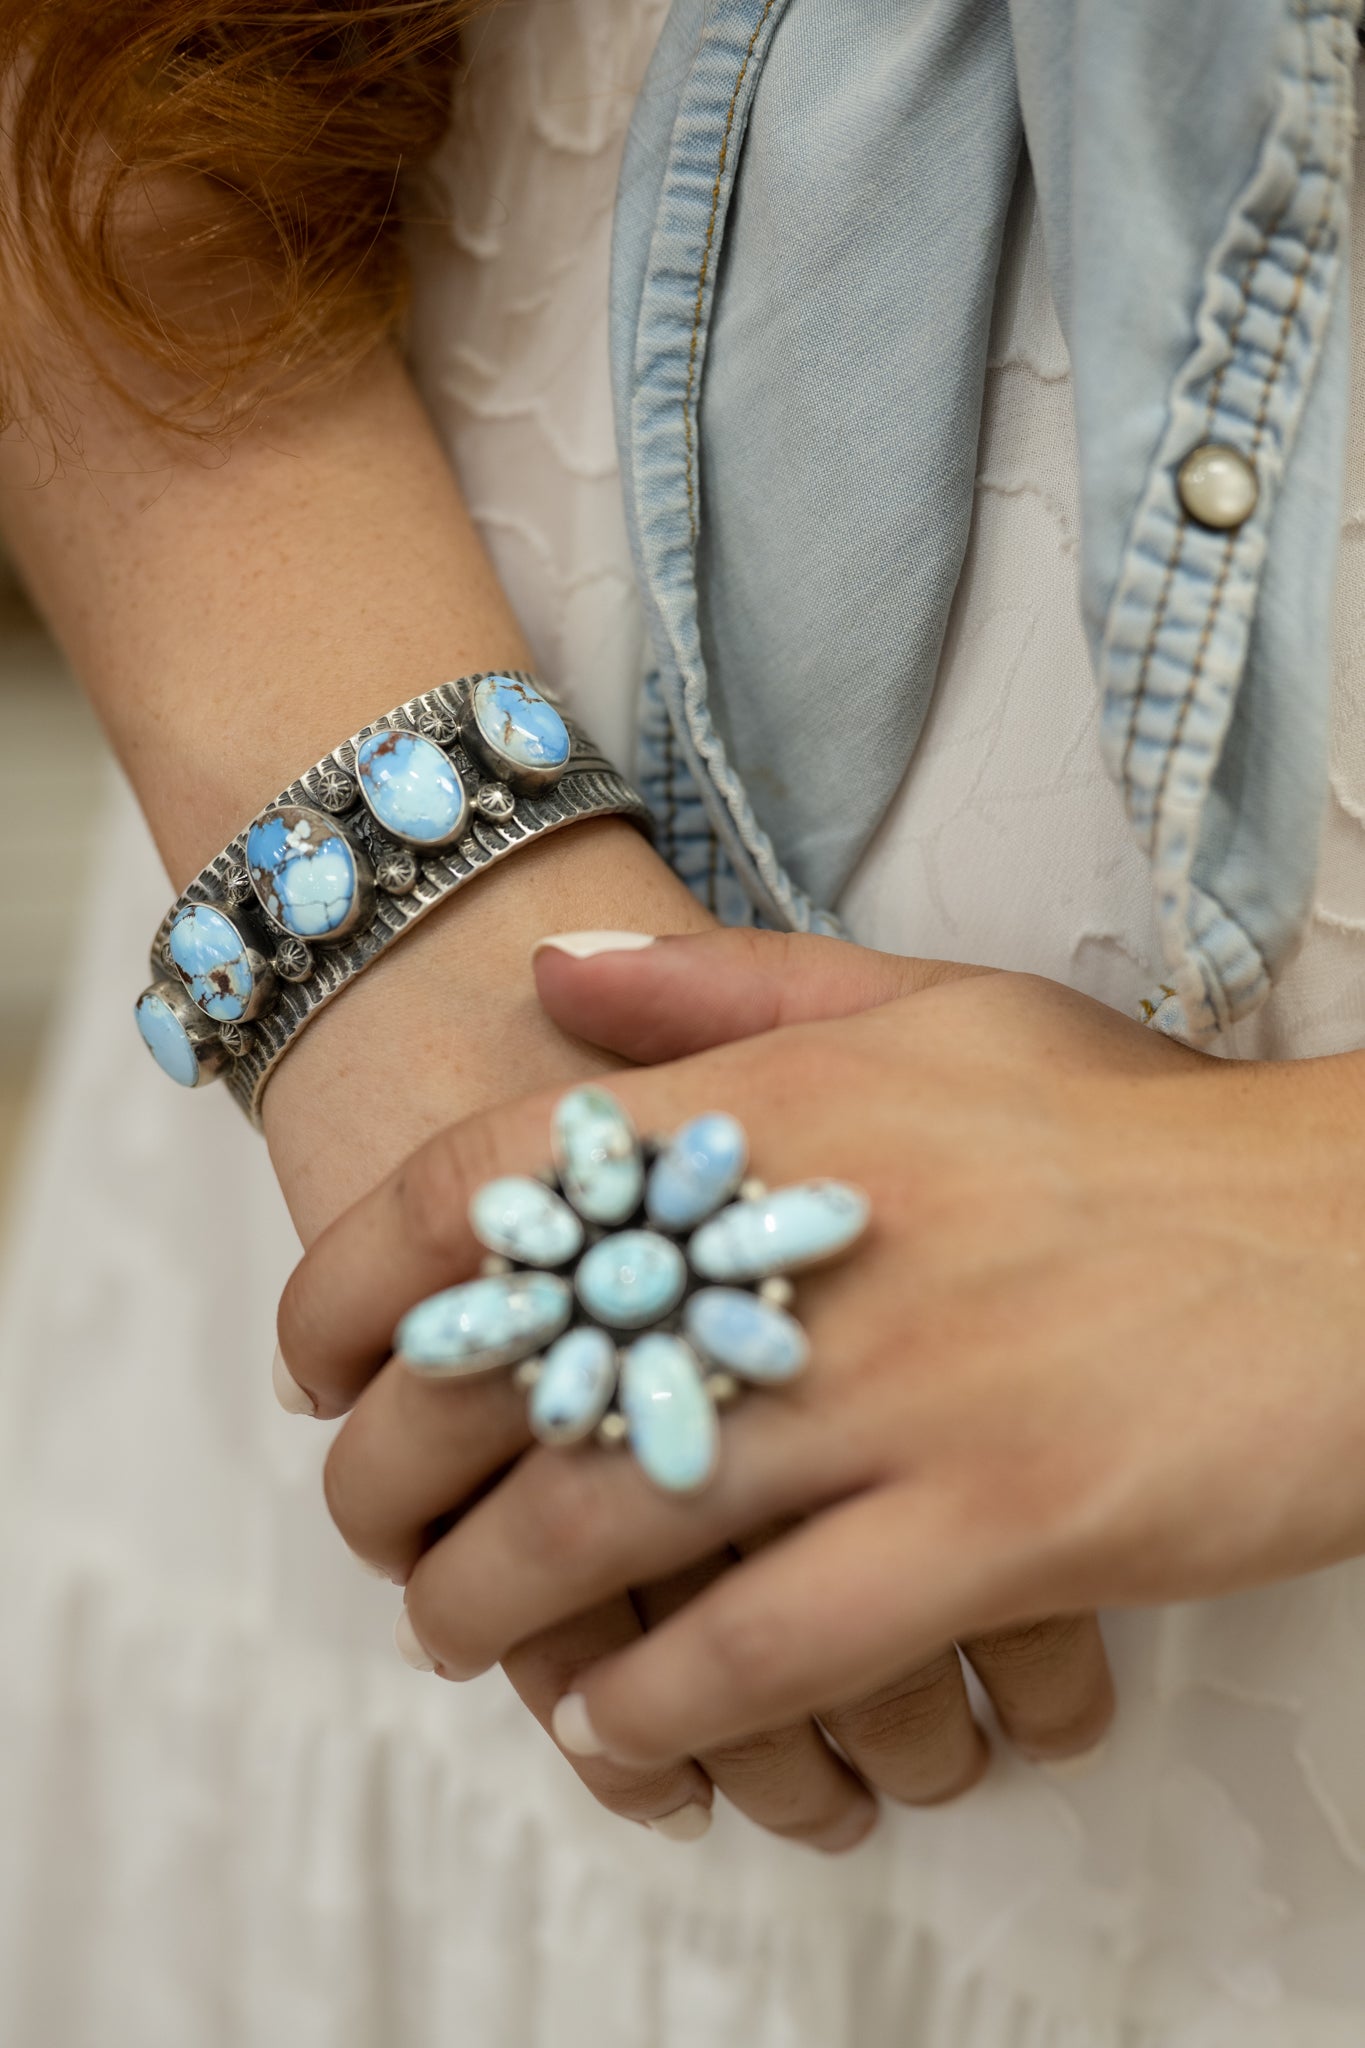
281;931;1365;1788
287;934;1293;1850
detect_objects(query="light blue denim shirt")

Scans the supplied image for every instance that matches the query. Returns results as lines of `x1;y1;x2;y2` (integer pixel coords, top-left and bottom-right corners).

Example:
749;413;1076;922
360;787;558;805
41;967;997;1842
610;0;1361;1042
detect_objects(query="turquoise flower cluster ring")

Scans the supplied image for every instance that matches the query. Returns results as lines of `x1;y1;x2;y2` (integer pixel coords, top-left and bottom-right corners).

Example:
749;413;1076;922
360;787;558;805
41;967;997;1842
134;676;649;1124
394;1086;870;1495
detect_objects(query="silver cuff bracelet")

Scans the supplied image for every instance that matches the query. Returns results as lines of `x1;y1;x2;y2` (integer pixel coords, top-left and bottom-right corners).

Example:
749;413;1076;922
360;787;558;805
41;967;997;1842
134;672;650;1125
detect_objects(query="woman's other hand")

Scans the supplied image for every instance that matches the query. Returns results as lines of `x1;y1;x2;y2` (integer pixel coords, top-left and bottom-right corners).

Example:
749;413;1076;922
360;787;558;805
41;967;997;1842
280;935;1138;1848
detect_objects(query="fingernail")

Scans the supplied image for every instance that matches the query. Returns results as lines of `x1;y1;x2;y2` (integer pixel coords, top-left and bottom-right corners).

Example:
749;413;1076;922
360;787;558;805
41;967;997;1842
533;931;657;961
394;1608;437;1673
1036;1735;1110;1781
552;1691;607;1757
271;1344;317;1417
647;1802;712;1843
350;1549;392;1581
810;1802;879;1855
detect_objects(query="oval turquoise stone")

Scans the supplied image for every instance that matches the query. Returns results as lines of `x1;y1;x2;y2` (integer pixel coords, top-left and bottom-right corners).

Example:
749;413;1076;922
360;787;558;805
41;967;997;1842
684;1287;808;1383
551;1085;643;1225
396;1272;572;1377
471;674;570;775
646;1112;748;1232
575;1230;687;1329
529;1327;618;1445
246;806;360;940
689;1181;870;1282
168;903;254;1023
134;989;201;1088
621;1334;718;1493
354;728;466;846
470;1176;583;1266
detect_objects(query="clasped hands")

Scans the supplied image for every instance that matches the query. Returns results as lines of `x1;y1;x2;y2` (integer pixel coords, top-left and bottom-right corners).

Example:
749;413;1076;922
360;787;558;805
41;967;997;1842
275;928;1365;1852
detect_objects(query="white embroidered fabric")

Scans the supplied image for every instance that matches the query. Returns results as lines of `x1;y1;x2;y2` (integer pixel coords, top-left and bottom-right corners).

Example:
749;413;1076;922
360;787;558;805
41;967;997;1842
3;5;1365;2044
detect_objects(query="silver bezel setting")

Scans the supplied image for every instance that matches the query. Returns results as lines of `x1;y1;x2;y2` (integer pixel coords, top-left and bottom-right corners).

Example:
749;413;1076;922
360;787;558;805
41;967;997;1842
245;802;376;947
166;900;277;1024
353;726;470;852
464;673;576;795
136;977;230;1086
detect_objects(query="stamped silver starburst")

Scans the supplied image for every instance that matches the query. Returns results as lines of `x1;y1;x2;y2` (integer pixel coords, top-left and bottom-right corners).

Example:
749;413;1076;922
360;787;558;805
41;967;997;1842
415;706;456;743
221;862;255;906
310;764;357;813
273;936;314;982
374;844;420;894
391;1085;869;1494
217;1020;253;1059
474;782;517;823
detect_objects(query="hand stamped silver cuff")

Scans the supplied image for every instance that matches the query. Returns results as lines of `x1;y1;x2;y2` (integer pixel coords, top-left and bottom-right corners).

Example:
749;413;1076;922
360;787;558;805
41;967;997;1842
134;673;650;1125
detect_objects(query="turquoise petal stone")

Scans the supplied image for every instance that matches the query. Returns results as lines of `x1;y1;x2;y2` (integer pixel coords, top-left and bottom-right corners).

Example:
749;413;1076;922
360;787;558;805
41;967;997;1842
529;1327;618;1445
646;1112;748;1231
575;1230;687;1329
134;989;201;1088
396;1272;572;1376
469;1176;583;1266
168;903;255;1023
620;1334;718;1493
552;1086;643;1225
354;728;466;847
471;674;570;775
247;806;360;940
689;1181;870;1281
683;1288;809;1383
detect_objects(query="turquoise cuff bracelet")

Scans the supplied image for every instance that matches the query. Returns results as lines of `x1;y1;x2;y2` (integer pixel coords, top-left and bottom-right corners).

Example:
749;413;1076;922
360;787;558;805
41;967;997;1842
135;673;650;1125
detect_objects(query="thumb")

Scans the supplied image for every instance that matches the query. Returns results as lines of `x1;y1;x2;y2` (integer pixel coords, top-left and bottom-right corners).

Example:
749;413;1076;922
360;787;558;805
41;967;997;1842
531;927;989;1064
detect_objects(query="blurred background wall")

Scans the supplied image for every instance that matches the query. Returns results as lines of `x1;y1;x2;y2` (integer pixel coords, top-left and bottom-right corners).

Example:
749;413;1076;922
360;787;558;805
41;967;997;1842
0;546;104;1206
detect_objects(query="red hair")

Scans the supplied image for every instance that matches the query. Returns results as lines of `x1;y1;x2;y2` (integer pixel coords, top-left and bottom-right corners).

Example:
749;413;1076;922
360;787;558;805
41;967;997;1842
0;3;472;429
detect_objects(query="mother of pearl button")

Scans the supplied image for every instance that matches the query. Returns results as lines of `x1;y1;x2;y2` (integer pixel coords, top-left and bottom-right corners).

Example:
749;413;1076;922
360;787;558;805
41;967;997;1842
1176;443;1258;531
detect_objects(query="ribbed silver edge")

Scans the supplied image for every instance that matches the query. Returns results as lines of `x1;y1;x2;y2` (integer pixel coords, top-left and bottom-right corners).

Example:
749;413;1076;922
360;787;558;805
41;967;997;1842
147;676;650;1127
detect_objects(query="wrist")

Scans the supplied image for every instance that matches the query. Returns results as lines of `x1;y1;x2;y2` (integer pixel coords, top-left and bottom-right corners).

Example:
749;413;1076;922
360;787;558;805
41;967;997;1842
262;817;713;1241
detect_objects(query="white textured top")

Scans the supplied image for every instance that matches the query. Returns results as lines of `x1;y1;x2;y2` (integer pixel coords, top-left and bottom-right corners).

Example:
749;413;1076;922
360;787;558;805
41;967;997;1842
1;8;1364;2047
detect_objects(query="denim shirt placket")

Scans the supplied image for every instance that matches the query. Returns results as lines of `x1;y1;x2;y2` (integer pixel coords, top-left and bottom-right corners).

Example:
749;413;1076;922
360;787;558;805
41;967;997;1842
1099;3;1357;1041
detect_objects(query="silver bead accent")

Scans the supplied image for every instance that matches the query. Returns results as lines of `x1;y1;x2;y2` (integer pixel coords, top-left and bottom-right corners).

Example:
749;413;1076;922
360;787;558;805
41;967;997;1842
374;844;419;895
512;1356;543;1390
704;1371;740;1407
480;1253;513;1277
310;764;357;813
758;1276;795;1308
596;1411;629;1447
474;783;516;823
273;937;314;983
222;863;254;906
739;1177;768;1202
217;1020;253;1059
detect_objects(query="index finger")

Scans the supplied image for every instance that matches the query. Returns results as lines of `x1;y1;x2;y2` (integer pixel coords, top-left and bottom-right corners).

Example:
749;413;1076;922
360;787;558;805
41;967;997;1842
275;1085;559;1417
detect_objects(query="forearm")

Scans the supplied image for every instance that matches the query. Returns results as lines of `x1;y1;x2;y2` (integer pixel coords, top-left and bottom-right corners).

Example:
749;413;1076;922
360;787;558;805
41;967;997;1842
0;349;708;1237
